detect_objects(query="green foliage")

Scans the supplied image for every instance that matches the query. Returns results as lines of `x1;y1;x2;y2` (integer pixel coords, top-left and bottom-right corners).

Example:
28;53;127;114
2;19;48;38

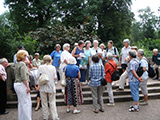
136;38;160;57
30;23;100;55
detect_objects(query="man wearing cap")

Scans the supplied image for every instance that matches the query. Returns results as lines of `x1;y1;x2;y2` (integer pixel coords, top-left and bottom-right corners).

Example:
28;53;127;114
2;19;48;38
13;45;25;65
32;53;41;68
0;58;9;115
120;39;131;72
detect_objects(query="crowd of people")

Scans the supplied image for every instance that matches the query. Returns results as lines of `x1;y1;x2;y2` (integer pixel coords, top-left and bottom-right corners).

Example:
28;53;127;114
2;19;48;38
0;38;160;120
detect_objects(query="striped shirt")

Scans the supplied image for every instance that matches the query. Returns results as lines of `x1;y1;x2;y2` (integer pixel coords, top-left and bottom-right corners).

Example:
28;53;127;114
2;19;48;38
89;63;104;87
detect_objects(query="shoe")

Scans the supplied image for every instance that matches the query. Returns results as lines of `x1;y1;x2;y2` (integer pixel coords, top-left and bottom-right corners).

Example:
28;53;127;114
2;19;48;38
35;106;40;111
73;109;80;114
107;103;115;106
139;99;144;103
99;108;104;112
116;88;124;91
66;108;70;113
129;106;139;112
139;102;148;106
0;110;9;115
55;81;58;85
93;110;99;113
54;118;60;120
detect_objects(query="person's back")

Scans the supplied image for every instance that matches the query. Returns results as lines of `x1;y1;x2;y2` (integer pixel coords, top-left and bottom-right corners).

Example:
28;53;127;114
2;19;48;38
105;60;117;83
38;64;57;93
65;64;79;78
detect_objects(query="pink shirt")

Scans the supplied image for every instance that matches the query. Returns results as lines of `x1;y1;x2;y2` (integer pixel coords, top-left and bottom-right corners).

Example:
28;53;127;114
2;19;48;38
0;64;7;80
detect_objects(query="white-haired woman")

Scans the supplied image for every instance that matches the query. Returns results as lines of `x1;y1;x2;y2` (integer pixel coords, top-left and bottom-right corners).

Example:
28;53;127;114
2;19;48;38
60;43;72;94
91;40;103;65
137;49;149;106
64;57;83;114
14;50;32;120
37;55;59;120
105;52;117;106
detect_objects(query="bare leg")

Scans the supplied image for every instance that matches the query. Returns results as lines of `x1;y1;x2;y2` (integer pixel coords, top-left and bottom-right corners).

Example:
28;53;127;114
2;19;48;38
35;97;40;111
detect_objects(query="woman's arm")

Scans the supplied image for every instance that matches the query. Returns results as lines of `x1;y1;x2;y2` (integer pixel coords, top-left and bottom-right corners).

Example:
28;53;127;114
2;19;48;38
78;71;81;79
72;47;80;57
89;57;91;66
0;74;5;81
64;59;68;65
23;80;30;93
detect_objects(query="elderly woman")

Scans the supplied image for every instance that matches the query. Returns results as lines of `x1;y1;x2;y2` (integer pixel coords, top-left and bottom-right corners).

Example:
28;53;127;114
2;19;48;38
0;58;9;115
50;44;62;84
37;55;59;120
84;41;92;81
91;40;103;65
128;50;143;112
89;55;105;113
137;49;149;106
65;57;83;114
14;50;32;120
60;43;72;94
72;40;86;83
105;53;117;106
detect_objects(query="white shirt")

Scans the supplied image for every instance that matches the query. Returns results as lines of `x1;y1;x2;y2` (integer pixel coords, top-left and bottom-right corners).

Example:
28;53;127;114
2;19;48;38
60;50;72;64
37;64;57;93
0;64;7;80
120;46;131;64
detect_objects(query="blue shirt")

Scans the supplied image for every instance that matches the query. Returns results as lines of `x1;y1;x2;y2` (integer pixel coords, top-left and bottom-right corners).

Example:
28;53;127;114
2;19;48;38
50;50;62;67
65;64;80;78
84;48;92;64
89;63;104;87
140;57;149;80
128;58;139;82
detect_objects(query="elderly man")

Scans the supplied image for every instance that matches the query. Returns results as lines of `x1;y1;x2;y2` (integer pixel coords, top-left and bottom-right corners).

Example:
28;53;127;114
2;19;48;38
152;49;160;80
32;53;41;68
0;58;9;115
120;39;131;72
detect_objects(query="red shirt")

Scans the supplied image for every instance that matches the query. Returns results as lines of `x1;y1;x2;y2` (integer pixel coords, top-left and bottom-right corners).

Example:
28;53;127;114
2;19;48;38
105;60;117;83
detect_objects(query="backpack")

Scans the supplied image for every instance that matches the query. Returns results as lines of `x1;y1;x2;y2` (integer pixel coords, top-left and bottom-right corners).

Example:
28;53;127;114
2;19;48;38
136;63;144;77
108;62;120;81
107;47;119;61
136;58;156;78
148;63;156;78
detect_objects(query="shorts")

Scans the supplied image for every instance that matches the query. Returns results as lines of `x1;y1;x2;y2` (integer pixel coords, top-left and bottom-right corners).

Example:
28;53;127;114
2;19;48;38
37;91;40;98
140;80;148;95
129;81;140;102
121;64;128;70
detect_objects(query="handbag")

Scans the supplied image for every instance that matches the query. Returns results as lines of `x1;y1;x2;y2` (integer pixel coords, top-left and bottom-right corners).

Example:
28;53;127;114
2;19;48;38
60;67;66;87
100;66;107;86
38;73;49;86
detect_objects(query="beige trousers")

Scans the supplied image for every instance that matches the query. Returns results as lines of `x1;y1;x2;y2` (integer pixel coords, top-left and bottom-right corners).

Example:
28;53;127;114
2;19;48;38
153;64;160;78
40;92;58;120
119;68;129;89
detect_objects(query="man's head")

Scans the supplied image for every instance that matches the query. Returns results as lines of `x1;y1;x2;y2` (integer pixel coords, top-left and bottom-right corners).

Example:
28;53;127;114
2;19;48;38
0;58;8;68
153;49;158;56
123;39;130;48
35;53;40;60
18;45;25;51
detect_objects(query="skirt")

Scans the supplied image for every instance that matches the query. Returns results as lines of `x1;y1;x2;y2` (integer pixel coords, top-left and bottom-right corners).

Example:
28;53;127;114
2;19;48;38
64;78;83;106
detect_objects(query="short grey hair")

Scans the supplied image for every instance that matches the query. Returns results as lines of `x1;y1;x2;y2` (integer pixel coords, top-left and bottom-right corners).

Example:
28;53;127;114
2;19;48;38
0;58;8;64
68;57;77;64
123;39;130;44
153;49;158;52
138;49;144;56
43;55;52;64
85;40;91;47
106;52;113;60
63;43;70;50
129;50;137;58
99;43;106;48
93;40;99;45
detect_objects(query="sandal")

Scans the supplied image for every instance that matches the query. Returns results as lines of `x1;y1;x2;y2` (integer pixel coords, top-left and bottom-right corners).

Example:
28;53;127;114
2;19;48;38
35;106;40;111
99;109;104;112
93;110;99;113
